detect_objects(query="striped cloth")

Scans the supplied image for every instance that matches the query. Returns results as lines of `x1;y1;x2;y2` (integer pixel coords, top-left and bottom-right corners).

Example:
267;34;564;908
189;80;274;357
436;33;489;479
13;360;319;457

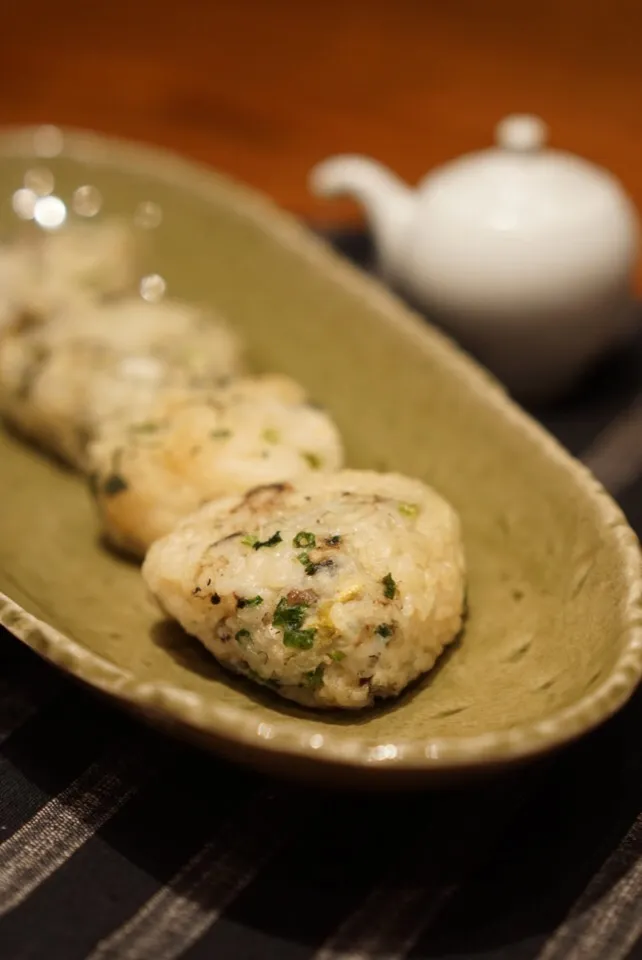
2;231;642;960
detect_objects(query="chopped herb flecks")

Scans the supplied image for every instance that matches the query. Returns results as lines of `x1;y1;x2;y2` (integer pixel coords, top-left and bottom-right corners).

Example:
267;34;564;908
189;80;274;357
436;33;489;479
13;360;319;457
329;650;346;662
292;532;334;574
257;531;282;550
237;595;263;608
295;551;333;577
211;429;231;439
235;629;251;645
273;597;307;630
103;473;128;496
262;428;280;444
382;573;397;600
293;531;316;549
326;535;341;546
284;628;316;650
302;451;322;469
303;663;325;689
398;502;419;518
375;623;393;638
273;596;316;649
243;531;282;550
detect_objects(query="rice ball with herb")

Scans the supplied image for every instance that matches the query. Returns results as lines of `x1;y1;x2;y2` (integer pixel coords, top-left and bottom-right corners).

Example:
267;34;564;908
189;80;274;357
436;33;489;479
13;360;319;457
26;217;140;307
142;469;465;709
0;296;243;468
0;218;140;334
88;375;344;558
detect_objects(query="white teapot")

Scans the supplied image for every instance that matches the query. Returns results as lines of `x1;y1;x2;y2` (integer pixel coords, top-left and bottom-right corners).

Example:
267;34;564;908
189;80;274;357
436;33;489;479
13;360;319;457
310;115;639;401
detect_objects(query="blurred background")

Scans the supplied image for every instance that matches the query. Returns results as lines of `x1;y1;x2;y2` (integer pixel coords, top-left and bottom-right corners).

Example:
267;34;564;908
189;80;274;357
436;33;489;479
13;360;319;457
2;0;642;283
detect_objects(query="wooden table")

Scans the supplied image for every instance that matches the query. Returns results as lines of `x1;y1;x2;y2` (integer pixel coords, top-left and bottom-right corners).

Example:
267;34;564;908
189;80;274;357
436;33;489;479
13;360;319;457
2;0;642;278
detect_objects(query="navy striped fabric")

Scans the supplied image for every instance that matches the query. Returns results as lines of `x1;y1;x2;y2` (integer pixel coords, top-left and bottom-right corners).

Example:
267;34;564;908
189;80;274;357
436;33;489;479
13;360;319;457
1;231;642;960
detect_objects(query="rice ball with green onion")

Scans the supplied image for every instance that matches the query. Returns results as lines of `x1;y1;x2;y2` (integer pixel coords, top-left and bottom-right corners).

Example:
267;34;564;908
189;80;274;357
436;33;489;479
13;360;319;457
0;218;140;334
88;375;343;558
0;295;243;468
142;469;465;709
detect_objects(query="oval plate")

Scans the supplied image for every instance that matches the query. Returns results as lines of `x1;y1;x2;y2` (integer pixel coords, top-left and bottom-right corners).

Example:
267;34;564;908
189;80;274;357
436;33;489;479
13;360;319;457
0;126;641;787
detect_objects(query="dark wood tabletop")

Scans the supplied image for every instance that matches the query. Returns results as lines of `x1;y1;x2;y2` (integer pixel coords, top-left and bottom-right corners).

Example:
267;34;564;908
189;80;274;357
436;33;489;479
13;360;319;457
2;0;642;267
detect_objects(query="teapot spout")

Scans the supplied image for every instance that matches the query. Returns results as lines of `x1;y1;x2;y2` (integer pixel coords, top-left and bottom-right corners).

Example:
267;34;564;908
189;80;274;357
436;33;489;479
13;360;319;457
310;155;414;283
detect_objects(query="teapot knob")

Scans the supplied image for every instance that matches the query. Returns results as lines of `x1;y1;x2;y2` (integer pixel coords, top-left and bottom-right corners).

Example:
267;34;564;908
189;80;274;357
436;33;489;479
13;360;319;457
495;114;548;152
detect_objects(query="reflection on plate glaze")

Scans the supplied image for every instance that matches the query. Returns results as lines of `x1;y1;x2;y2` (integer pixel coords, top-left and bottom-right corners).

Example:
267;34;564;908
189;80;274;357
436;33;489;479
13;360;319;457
134;201;162;229
33;195;67;230
72;185;102;217
12;188;37;220
139;273;167;302
23;167;54;197
370;743;398;761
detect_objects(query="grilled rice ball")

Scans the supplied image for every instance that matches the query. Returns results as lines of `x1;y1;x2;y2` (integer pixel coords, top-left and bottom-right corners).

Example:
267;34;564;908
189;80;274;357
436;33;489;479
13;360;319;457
88;375;344;558
142;469;465;709
0;218;140;335
0;296;243;467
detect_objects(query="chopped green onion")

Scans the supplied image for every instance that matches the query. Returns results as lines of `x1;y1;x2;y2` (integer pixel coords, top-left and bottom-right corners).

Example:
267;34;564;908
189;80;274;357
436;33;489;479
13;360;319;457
273;597;316;648
255;531;282;550
244;531;282;550
283;628;316;650
273;597;307;630
382;573;397;600
297;553;333;576
293;531;316;548
237;595;263;608
303;663;325;688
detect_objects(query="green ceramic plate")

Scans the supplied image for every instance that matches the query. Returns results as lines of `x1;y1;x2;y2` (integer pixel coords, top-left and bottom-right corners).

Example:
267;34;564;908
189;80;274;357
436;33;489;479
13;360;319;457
0;126;641;787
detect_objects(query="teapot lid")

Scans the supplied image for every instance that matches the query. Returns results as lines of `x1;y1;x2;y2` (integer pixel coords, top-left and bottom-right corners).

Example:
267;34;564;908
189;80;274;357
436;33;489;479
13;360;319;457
419;114;634;233
494;114;549;152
